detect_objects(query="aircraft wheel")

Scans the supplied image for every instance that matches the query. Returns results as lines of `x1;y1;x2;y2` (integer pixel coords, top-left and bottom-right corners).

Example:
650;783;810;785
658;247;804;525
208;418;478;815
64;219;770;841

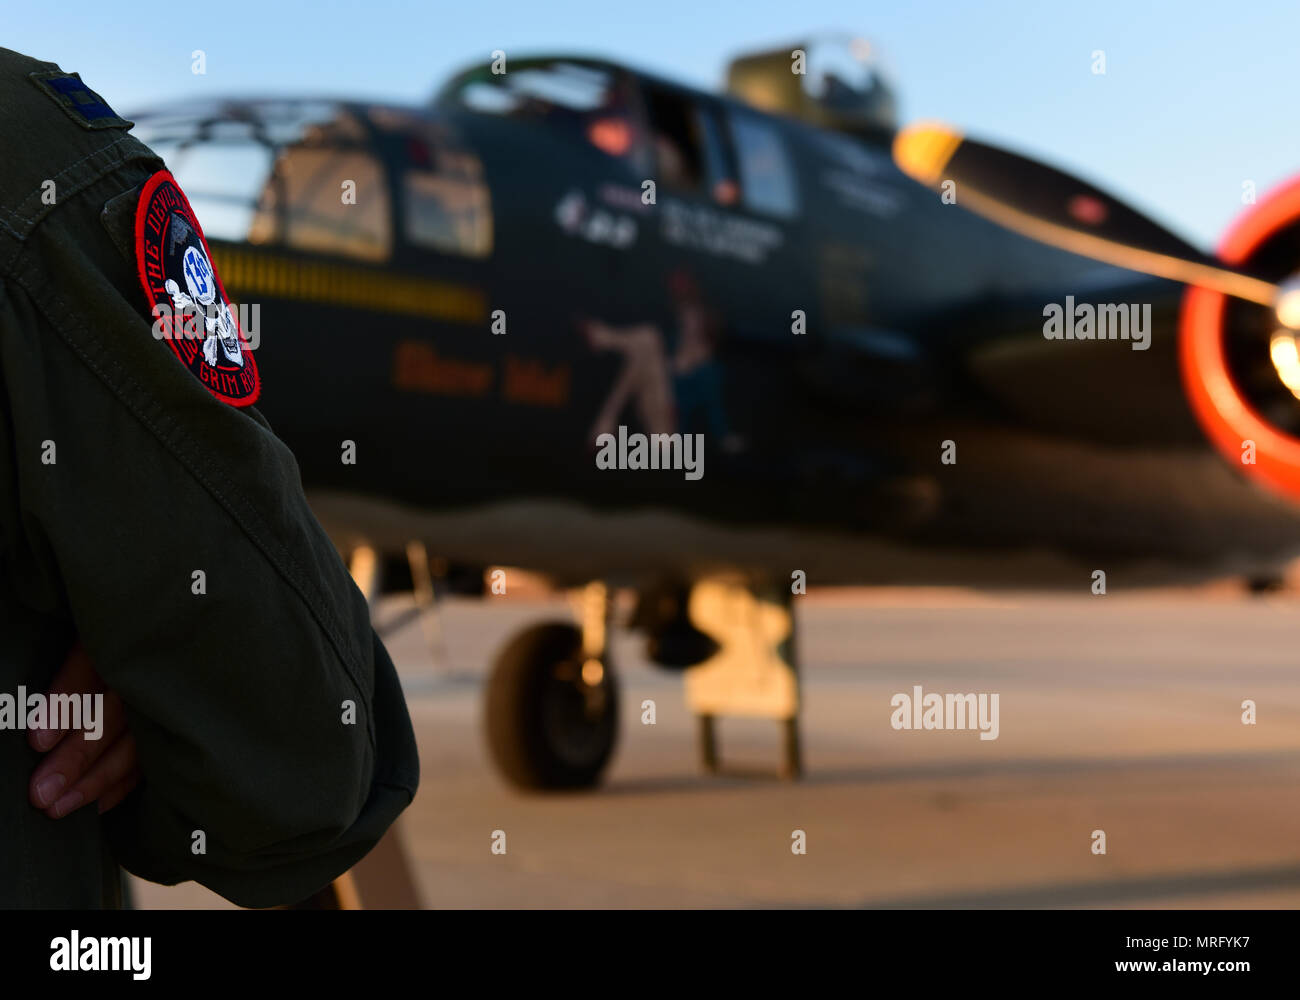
485;622;619;790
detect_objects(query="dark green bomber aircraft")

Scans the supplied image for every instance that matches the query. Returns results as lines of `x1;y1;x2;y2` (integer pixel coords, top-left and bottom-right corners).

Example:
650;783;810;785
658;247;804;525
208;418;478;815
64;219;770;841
129;40;1300;790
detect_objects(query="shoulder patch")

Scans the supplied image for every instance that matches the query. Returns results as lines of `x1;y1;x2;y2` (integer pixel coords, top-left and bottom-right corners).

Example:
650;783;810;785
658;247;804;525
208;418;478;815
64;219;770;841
28;70;132;130
134;170;261;407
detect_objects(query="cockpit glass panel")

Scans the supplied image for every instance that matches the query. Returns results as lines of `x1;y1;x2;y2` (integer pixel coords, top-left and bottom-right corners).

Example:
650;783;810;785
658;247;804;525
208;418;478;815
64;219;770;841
800;37;897;129
445;59;633;160
404;153;493;258
458;61;614;113
362;107;494;258
132;102;393;260
250;147;391;261
727;112;799;218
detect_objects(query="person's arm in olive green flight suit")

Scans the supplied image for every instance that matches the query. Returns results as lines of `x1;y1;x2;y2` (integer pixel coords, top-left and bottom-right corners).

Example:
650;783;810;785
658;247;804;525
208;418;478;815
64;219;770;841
0;50;418;908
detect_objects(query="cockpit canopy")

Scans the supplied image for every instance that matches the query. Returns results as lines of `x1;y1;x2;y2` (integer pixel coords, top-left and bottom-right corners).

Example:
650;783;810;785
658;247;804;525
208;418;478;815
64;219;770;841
726;36;897;134
435;57;802;220
435;59;637;157
130;99;492;262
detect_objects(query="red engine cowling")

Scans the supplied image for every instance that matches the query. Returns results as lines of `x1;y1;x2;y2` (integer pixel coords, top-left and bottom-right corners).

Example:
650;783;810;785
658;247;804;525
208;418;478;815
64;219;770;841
1181;175;1300;502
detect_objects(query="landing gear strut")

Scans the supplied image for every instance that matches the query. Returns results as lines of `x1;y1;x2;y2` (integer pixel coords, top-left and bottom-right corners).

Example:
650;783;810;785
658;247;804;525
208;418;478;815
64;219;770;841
684;578;802;779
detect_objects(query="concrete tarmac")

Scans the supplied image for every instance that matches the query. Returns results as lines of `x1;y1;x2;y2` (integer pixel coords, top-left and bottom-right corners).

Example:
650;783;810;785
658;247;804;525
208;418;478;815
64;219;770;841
131;586;1300;908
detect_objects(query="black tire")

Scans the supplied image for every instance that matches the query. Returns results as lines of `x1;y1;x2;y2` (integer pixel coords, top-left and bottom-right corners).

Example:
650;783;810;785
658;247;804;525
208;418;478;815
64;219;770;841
485;622;619;790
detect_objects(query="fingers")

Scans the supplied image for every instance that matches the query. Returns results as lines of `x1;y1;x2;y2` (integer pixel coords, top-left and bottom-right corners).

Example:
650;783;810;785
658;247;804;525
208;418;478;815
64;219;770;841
41;732;139;819
27;642;141;819
29;691;128;813
28;642;99;753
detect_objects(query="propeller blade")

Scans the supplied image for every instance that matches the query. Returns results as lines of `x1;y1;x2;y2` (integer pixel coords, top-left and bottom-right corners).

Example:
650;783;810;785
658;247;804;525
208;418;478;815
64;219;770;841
892;122;1279;310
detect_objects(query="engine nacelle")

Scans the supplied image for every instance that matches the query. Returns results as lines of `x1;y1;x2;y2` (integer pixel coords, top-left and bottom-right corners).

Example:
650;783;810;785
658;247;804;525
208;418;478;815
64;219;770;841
1180;175;1300;502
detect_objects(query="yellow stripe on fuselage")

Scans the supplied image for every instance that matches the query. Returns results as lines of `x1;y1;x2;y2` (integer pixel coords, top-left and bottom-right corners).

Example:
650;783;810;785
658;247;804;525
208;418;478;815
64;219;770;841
210;244;487;326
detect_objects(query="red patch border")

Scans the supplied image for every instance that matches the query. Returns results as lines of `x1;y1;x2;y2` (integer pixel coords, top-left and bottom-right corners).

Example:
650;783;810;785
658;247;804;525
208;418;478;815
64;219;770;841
134;169;261;407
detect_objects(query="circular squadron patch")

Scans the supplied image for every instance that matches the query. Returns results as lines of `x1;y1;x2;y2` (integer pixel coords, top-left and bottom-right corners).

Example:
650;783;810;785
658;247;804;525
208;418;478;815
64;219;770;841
134;170;260;406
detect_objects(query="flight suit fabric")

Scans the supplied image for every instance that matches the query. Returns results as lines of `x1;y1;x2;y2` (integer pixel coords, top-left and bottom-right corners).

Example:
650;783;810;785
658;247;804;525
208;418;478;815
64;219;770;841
0;47;419;908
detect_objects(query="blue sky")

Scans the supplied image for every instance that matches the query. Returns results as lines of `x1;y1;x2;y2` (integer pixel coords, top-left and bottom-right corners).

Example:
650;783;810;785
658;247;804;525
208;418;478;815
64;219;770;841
5;0;1296;246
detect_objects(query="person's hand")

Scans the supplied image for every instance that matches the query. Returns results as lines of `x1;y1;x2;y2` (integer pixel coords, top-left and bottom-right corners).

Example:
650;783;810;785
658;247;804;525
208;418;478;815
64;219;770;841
28;642;140;818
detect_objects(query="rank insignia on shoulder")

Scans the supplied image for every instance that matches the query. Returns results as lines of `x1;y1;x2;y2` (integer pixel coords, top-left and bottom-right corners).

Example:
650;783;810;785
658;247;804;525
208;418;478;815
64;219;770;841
28;71;132;130
134;170;262;407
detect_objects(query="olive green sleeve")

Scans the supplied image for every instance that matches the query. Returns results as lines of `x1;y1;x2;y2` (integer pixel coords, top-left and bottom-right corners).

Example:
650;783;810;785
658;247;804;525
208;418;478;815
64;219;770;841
0;177;419;907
